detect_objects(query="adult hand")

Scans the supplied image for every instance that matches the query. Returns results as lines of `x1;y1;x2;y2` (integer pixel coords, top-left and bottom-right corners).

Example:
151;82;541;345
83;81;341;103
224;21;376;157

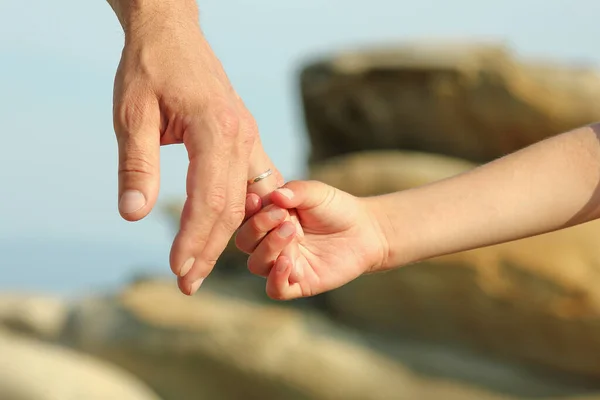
108;0;282;295
235;181;389;300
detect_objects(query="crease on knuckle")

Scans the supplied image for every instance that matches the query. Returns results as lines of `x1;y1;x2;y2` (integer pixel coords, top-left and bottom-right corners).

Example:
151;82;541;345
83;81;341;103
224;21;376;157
205;188;227;214
318;185;338;209
220;206;245;233
119;154;155;176
226;205;246;231
114;91;149;134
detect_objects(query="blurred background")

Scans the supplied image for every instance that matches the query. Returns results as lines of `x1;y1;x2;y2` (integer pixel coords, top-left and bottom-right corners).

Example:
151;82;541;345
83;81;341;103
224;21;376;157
3;0;600;399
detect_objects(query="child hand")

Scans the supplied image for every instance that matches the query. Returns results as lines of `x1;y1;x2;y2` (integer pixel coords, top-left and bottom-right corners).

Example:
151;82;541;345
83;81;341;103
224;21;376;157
236;180;388;300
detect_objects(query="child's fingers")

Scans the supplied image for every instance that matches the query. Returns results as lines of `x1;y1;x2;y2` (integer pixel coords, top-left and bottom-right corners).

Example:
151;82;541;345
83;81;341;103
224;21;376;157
289;209;304;240
266;256;304;300
246;221;297;277
235;204;289;254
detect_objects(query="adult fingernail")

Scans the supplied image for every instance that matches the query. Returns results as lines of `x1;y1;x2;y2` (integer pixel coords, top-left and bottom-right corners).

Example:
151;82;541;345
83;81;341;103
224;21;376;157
119;190;146;214
269;207;285;221
278;223;295;238
277;188;294;200
189;278;204;295
179;258;195;277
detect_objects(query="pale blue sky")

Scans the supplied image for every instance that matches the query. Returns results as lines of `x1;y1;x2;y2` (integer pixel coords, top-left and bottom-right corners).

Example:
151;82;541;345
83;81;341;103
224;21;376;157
1;0;600;294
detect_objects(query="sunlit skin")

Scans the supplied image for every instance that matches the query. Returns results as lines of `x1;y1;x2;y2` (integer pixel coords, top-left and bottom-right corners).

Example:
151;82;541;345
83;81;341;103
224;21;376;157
239;124;600;300
106;0;283;295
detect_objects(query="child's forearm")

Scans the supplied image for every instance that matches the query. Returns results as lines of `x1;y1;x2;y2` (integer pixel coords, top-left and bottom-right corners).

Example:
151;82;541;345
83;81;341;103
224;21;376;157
372;124;600;270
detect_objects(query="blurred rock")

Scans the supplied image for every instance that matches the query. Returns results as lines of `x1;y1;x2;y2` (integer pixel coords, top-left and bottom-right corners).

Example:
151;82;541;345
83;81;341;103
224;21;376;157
309;149;475;196
0;293;67;341
299;41;600;165
310;151;600;379
0;329;161;400
57;279;514;400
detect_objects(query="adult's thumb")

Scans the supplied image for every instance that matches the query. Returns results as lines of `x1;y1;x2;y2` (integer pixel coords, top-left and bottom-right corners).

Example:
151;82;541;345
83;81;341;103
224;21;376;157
116;125;160;222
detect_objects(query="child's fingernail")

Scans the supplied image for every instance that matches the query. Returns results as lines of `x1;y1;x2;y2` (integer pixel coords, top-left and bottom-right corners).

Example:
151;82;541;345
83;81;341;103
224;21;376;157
269;207;285;221
277;188;294;200
278;223;295;238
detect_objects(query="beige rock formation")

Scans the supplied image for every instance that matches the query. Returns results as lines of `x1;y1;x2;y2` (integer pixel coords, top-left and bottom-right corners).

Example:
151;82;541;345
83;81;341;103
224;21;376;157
0;329;161;400
308;149;476;196
0;293;68;341
299;41;600;165
57;279;515;400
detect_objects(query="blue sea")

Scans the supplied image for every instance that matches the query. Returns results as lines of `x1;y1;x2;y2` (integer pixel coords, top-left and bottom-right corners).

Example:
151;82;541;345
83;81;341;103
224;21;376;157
0;237;173;297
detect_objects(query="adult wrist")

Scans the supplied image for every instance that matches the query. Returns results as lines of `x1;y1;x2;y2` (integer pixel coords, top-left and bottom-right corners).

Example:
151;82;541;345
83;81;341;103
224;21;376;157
108;0;200;40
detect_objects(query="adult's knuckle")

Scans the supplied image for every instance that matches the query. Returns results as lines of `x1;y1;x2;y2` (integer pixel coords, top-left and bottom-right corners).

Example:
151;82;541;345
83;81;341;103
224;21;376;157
119;154;154;177
205;188;227;214
239;110;258;136
231;204;246;224
223;204;245;232
213;106;240;139
114;90;150;133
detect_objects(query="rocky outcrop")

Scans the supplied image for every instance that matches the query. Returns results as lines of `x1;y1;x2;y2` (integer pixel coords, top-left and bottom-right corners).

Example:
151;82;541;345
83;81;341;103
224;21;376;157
0;293;68;341
308;149;476;196
308;150;600;380
0;329;160;400
299;42;600;165
57;279;520;400
1;281;598;399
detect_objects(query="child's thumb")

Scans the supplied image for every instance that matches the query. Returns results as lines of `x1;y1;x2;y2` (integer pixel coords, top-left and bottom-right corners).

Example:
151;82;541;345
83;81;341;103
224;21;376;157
271;180;335;210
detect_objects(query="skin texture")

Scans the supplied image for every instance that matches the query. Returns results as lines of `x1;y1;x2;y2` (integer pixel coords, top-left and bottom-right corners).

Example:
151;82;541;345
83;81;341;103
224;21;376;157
106;0;283;295
239;123;600;300
236;181;387;300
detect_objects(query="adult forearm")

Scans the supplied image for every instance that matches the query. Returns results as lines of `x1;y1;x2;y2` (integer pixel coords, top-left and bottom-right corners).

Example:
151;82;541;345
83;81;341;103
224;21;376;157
106;0;199;36
373;124;600;270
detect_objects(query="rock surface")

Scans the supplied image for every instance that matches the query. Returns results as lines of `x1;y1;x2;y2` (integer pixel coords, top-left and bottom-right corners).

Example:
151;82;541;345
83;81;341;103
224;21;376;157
299;41;600;165
0;293;68;340
0;329;161;400
308;149;476;196
57;279;518;400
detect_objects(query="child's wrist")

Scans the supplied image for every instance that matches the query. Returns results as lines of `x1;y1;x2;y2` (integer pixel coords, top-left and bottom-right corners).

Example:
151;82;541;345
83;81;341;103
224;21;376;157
364;193;422;273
